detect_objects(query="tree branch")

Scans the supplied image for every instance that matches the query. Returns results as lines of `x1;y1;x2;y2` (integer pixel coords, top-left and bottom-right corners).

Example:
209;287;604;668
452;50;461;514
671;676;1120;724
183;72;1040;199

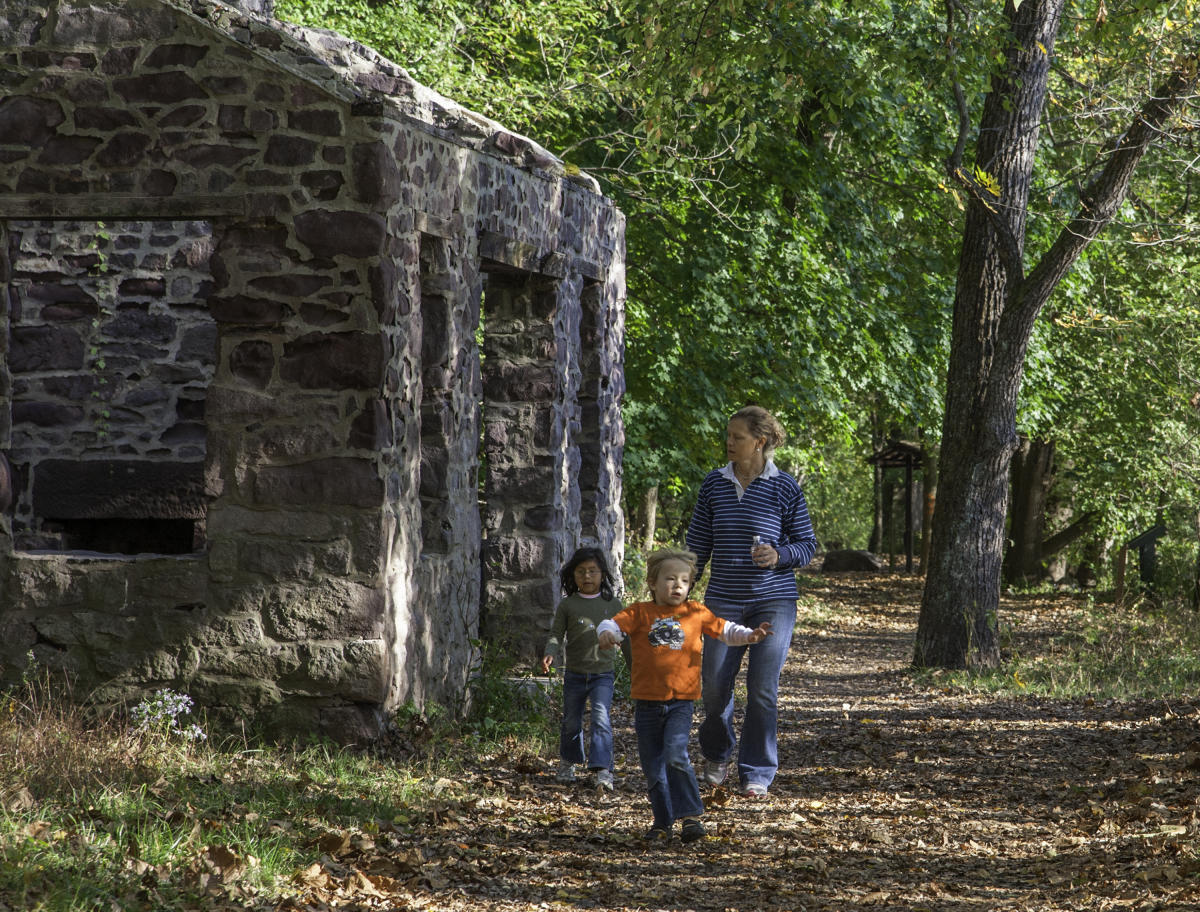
1017;51;1200;323
1040;511;1099;560
943;0;971;176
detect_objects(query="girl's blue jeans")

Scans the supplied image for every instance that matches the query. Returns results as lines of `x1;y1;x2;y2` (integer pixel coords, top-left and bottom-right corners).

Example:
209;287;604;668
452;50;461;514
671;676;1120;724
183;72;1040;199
633;698;704;829
559;670;614;770
698;597;797;789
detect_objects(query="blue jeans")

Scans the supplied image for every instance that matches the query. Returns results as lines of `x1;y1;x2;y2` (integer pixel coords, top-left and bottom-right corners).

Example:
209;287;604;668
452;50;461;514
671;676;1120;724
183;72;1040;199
698;597;796;789
633;699;704;830
559;670;614;770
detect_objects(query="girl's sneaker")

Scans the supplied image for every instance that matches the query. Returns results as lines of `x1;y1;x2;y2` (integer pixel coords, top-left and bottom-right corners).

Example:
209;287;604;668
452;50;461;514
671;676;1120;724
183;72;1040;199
555;761;577;783
701;758;729;786
680;818;706;843
595;768;615;791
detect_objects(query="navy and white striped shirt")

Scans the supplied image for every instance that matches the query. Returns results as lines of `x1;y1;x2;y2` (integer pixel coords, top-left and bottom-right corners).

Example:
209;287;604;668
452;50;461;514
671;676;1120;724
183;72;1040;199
686;460;817;602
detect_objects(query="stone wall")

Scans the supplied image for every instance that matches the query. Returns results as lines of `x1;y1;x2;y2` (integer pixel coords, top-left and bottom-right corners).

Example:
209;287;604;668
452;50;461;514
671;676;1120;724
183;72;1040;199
0;0;625;741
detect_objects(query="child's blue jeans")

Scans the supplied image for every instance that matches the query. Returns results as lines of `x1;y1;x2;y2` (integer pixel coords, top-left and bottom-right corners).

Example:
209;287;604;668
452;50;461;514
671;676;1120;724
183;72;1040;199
634;698;704;830
559;670;614;770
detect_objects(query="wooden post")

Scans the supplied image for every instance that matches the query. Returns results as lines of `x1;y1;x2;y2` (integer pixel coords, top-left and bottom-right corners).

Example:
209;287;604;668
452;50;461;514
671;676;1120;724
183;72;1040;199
1113;546;1127;606
904;456;914;573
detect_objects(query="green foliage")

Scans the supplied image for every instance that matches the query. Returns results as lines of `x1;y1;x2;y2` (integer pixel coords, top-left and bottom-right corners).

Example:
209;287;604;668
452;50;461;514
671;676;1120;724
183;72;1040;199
276;0;1200;584
464;642;555;748
613;0;960;516
274;0;626;144
779;437;873;552
619;546;647;600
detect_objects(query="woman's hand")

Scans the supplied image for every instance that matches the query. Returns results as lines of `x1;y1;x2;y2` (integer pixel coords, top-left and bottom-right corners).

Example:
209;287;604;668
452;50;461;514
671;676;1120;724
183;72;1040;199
539;655;553;674
751;542;779;569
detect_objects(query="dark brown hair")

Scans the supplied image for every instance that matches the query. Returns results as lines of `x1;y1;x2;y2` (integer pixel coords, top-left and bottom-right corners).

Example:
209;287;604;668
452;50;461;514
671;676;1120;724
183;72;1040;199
561;546;617;600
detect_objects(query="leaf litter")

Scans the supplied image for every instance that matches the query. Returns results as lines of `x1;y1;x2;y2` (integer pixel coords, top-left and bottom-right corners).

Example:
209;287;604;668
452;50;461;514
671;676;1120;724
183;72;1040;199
222;577;1200;909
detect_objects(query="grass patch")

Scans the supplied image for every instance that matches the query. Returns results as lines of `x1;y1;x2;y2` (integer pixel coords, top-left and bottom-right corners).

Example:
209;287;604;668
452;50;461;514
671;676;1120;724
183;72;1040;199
920;595;1200;700
0;657;556;911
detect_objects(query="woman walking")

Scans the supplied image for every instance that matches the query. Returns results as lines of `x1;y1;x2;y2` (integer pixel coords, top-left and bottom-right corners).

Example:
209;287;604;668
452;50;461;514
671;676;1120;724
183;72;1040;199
686;405;817;797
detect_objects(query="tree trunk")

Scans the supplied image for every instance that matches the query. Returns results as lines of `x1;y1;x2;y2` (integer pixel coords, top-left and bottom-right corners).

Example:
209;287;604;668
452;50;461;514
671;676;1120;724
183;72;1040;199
1192;507;1200;612
883;478;895;567
1040;511;1098;560
1003;436;1055;585
641;484;659;551
916;0;1198;668
1114;546;1128;606
916;0;1065;669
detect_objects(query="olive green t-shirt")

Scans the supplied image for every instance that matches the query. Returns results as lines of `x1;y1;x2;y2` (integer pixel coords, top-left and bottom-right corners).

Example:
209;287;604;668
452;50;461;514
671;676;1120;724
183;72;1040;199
544;593;625;674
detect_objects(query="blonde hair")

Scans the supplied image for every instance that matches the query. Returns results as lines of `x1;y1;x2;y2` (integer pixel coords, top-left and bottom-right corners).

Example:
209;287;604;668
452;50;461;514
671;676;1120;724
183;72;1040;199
730;405;786;456
645;547;698;591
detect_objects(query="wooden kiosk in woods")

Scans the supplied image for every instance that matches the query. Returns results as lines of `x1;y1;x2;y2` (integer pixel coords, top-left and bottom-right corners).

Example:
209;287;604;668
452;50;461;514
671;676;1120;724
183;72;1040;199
868;440;923;574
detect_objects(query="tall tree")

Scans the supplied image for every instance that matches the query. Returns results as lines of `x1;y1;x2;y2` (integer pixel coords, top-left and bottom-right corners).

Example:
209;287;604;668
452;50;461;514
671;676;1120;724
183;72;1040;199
914;0;1199;667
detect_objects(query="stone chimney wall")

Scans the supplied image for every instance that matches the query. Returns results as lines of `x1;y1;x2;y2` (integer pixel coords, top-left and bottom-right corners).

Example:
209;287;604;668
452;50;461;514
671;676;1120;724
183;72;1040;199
0;0;625;741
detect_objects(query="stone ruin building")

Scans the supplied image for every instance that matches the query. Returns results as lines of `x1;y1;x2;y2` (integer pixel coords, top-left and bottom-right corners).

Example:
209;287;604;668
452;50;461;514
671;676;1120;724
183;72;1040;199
0;0;626;741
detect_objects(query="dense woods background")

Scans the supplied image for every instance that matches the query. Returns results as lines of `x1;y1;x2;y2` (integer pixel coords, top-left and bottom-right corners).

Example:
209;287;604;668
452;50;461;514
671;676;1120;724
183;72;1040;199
4;9;1200;906
275;0;1200;623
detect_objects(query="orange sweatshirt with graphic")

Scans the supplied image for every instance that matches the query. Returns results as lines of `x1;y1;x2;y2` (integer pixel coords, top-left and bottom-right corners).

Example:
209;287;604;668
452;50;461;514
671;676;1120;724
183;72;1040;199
598;600;759;701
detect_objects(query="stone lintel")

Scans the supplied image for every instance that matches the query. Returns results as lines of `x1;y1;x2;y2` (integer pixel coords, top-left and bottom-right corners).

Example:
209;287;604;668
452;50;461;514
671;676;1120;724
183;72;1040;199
539;251;568;279
572;255;604;281
479;230;540;274
414;210;454;239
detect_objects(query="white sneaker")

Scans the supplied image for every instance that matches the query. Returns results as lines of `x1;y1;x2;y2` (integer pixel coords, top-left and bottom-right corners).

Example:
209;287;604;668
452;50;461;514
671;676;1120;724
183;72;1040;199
701;758;729;786
595;768;615;791
555;761;577;784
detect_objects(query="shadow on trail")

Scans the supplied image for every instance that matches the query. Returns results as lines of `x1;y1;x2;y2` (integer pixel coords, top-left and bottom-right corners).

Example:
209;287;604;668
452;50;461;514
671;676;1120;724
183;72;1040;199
376;574;1199;912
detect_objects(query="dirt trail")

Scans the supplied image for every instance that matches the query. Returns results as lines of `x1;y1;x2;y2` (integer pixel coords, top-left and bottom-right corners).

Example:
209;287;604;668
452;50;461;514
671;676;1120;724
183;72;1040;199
295;575;1200;912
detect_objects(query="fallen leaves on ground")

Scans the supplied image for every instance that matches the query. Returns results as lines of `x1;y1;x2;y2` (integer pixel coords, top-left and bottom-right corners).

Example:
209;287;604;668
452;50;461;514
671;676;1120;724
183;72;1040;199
276;574;1200;911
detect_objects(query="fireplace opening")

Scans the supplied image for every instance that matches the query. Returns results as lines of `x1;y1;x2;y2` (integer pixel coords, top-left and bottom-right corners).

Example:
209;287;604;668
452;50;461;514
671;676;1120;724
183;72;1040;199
5;219;215;555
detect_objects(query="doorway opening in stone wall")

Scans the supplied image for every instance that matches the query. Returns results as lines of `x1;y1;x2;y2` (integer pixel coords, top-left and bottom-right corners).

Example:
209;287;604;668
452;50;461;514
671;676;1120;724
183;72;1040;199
4;219;216;556
416;235;455;560
576;279;605;546
477;264;560;655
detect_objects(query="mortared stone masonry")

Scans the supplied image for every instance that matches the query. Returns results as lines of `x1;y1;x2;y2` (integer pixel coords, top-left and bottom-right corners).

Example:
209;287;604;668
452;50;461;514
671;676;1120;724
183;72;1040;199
0;0;625;741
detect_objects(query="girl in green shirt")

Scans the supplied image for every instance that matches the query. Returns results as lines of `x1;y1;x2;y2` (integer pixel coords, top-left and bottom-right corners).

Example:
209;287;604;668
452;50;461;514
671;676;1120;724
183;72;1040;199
541;546;626;790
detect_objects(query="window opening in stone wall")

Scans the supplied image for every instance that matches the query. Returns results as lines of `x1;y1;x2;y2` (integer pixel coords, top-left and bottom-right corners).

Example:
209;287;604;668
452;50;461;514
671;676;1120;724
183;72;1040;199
5;219;216;555
477;265;559;652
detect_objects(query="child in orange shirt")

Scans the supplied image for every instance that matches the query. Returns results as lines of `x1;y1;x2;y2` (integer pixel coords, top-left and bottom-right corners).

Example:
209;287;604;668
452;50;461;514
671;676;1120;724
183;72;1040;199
597;548;770;843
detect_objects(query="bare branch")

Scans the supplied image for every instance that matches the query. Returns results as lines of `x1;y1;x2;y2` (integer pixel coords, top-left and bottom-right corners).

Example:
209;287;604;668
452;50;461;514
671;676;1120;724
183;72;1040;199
944;0;971;176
